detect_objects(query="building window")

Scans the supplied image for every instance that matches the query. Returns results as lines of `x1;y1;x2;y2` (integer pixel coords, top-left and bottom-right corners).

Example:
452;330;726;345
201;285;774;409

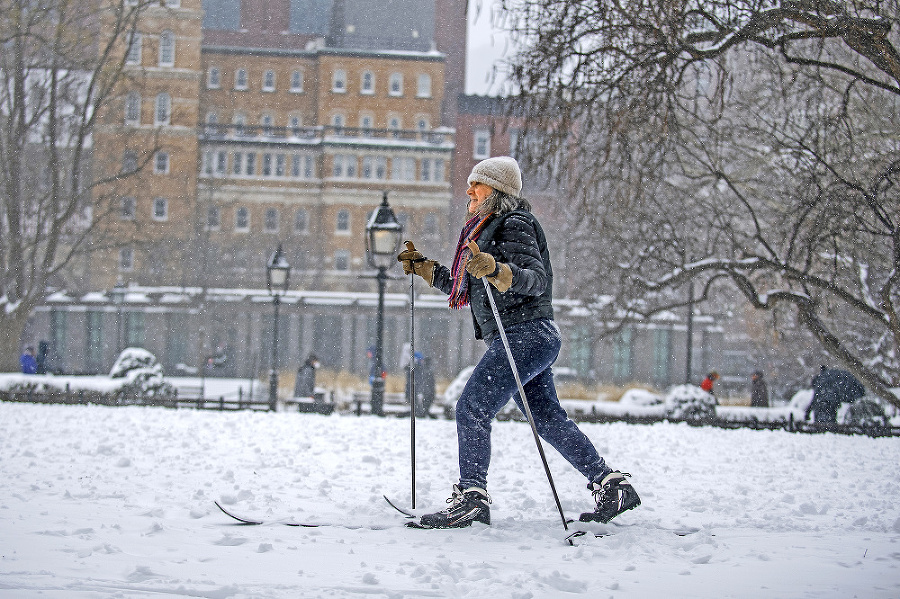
124;312;145;348
245;152;255;175
331;113;345;132
154;151;169;174
362;156;387;180
205;111;219;134
289;115;302;136
295;209;309;233
334;250;350;271
207;205;220;230
121;197;136;220
154;92;170;125
158;30;175;67
122;151;138;174
389;72;403;96
613;328;633;382
261;113;273;136
165;0;181;7
420;158;444;182
474;129;491;159
391;156;415;181
235;206;250;231
126;32;142;65
653;329;672;386
292;154;313;178
262;69;276;91
153;197;168;221
332;69;346;93
234;112;246;135
119;247;134;271
264;208;279;232
232;151;243;175
202;150;213;175
336;209;350;233
207;67;220;89
332;154;356;178
361;70;374;94
416;116;429;131
359;114;374;136
275;153;286;177
417;73;432;97
290;70;304;92
235;68;248;90
124;92;140;125
215;150;227;175
85;311;104;373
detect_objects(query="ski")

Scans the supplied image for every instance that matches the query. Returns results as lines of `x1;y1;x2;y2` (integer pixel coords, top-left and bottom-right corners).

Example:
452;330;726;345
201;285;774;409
215;501;391;530
565;524;703;544
382;495;418;519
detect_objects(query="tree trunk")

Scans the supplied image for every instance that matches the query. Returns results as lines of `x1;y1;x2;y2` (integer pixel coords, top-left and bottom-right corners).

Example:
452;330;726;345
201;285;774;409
0;312;30;373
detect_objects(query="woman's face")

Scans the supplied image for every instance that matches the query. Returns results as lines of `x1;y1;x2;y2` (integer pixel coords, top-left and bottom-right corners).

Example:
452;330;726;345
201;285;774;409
467;182;493;214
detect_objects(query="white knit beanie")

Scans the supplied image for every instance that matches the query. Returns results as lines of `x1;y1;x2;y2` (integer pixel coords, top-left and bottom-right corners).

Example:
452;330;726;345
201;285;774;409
467;156;522;198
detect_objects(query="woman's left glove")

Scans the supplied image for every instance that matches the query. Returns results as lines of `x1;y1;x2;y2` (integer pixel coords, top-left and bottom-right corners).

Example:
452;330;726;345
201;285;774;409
465;244;513;293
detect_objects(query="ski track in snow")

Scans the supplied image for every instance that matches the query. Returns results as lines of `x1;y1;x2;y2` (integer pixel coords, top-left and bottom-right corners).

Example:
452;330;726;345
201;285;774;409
1;402;899;598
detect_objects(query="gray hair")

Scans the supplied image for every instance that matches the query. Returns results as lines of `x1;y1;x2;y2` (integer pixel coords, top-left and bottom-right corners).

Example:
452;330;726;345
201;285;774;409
475;190;532;217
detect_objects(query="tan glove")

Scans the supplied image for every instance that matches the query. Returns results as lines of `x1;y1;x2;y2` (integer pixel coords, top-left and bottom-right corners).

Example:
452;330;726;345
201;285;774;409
466;241;513;293
397;241;436;286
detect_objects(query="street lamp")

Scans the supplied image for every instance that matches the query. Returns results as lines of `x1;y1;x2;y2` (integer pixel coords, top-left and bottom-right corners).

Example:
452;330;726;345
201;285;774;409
266;244;291;411
365;191;403;416
109;279;126;356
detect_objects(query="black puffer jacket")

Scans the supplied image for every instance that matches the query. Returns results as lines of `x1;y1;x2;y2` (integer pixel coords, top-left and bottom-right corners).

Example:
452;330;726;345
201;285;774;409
433;208;554;342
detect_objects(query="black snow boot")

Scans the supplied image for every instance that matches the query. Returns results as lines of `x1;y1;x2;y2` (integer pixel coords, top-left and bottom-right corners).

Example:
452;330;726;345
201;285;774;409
415;484;491;529
580;471;641;523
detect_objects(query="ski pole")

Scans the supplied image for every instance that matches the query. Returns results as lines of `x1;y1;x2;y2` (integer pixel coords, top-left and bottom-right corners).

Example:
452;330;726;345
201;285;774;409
466;241;569;531
404;241;417;509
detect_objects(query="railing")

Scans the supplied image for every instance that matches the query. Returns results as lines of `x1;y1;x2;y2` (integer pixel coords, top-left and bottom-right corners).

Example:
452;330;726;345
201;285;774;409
199;124;451;145
3;388;897;436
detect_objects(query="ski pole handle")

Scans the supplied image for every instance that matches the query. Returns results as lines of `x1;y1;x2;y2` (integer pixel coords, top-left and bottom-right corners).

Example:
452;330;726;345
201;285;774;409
404;240;416;252
466;240;479;255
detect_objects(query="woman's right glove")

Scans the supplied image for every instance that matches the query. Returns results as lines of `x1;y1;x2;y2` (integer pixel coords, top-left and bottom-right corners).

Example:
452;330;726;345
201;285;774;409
397;241;436;286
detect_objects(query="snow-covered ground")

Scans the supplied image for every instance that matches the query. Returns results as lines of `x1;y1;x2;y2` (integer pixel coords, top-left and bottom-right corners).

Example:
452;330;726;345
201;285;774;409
1;401;898;598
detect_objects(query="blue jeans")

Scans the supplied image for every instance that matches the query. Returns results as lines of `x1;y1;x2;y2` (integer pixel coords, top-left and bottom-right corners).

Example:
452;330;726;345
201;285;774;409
455;318;610;490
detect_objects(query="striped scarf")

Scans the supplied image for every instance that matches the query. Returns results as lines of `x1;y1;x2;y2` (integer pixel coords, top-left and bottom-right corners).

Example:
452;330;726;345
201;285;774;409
448;213;492;309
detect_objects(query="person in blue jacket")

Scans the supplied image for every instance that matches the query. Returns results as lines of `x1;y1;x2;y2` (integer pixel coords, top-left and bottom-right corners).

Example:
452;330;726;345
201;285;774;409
20;347;38;374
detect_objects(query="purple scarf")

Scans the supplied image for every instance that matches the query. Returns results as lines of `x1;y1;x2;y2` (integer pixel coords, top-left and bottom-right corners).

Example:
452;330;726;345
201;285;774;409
448;213;492;309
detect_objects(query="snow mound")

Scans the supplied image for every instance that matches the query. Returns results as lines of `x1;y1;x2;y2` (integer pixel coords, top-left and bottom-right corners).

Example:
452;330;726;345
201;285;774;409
664;384;717;420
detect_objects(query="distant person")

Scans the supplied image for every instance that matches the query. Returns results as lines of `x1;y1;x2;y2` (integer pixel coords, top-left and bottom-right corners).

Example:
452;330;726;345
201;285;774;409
805;366;866;423
700;371;720;394
294;354;320;399
750;370;769;408
406;353;437;418
36;340;49;374
418;356;437;418
20;347;38;375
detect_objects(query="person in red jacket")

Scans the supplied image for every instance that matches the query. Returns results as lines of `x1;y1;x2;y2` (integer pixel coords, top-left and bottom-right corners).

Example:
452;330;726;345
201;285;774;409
700;371;719;393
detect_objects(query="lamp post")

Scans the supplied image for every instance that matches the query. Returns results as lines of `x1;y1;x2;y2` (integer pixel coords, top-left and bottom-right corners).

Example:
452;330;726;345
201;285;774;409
266;244;291;412
365;191;403;416
109;279;126;356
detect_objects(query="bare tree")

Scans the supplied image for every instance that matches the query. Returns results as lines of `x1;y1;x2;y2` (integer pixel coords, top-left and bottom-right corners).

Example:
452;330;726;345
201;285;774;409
0;0;156;371
500;0;900;407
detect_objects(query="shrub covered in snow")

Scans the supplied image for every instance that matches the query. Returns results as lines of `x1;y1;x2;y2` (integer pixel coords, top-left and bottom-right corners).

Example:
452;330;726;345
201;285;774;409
664;384;717;421
110;348;175;400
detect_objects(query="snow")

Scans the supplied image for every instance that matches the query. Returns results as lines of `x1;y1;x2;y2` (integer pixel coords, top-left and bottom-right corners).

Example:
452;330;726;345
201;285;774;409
2;401;899;598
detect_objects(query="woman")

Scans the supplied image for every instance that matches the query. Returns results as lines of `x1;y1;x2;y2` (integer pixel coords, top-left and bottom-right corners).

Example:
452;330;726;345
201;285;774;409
398;156;640;529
